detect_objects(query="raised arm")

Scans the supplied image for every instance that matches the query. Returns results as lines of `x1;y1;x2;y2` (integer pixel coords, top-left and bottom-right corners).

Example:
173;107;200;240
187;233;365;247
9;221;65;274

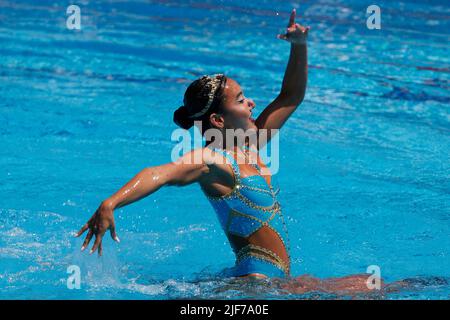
75;148;211;255
255;8;309;143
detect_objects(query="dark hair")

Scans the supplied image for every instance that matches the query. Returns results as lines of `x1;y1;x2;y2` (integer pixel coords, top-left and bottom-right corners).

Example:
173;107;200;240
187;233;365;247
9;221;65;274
174;74;227;132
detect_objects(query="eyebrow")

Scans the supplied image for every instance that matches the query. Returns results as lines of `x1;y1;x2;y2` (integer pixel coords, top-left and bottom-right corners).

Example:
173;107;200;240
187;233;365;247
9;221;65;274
235;91;243;99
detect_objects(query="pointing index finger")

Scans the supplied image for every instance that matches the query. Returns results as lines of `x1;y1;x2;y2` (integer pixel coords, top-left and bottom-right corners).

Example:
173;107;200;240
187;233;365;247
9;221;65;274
288;8;296;27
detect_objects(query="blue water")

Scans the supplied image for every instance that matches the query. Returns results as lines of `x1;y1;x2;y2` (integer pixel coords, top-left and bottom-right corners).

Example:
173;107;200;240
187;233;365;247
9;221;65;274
0;0;449;299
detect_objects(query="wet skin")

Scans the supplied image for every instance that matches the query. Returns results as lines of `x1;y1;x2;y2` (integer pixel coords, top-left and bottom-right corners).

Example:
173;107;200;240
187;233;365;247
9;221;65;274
199;78;289;278
74;8;386;293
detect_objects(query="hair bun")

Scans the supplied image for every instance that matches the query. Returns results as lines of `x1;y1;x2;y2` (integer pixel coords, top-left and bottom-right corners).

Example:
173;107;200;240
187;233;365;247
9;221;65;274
173;105;194;129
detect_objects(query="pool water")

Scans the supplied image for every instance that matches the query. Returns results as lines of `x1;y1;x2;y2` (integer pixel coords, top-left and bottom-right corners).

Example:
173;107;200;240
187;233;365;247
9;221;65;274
0;0;449;299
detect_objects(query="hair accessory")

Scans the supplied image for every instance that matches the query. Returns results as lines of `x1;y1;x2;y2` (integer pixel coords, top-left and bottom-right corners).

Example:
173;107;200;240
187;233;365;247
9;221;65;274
188;74;224;119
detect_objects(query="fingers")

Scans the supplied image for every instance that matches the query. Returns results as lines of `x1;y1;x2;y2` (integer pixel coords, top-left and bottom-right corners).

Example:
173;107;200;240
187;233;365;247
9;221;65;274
290;23;307;33
295;24;309;32
75;223;89;237
277;24;310;42
81;229;94;251
90;228;106;255
77;206;120;256
75;210;97;237
287;8;296;27
110;223;120;243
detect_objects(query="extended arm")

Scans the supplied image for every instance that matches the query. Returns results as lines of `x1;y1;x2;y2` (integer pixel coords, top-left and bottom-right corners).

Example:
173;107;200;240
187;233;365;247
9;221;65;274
75;148;211;255
256;9;309;144
104;160;208;210
280;43;307;105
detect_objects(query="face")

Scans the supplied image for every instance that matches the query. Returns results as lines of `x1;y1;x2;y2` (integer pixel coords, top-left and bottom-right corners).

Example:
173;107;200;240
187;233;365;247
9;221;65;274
212;78;257;131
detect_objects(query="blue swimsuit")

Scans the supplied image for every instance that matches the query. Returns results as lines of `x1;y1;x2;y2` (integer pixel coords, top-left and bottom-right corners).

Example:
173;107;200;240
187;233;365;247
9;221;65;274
203;146;291;278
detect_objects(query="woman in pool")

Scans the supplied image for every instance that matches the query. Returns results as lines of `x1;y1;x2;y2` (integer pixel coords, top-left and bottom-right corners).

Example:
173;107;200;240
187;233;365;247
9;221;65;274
76;9;378;294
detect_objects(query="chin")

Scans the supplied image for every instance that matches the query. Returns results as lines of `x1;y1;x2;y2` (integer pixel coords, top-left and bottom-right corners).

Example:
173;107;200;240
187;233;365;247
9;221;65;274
248;118;257;129
243;123;258;134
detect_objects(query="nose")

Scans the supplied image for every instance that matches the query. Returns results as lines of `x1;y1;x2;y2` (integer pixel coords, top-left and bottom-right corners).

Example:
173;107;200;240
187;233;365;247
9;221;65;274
248;98;256;110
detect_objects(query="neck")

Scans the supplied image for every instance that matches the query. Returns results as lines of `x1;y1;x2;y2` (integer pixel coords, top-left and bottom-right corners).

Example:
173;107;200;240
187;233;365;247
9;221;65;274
207;132;247;151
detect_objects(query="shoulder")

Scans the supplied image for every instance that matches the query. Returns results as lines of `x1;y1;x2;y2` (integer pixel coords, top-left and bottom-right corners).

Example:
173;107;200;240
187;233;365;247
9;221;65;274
173;147;223;165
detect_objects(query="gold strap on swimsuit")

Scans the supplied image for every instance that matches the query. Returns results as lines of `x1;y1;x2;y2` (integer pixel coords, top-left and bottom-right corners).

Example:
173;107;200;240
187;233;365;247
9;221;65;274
236;244;290;275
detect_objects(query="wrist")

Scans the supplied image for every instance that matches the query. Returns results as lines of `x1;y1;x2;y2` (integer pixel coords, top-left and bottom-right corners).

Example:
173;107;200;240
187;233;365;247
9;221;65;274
101;199;115;210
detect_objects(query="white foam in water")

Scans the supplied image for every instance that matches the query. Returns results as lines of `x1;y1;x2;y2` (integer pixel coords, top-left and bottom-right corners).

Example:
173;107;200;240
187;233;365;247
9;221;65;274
126;282;166;296
69;241;122;292
3;227;28;237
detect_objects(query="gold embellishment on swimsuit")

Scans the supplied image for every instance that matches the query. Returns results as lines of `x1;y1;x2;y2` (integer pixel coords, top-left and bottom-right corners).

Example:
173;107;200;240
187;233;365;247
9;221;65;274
242;253;288;275
227;209;291;270
236;244;290;275
228;209;277;229
266;224;290;257
203;146;292;271
236;192;280;212
229;205;291;264
239;184;275;196
229;208;290;261
205;147;274;201
203;150;240;201
205;180;275;203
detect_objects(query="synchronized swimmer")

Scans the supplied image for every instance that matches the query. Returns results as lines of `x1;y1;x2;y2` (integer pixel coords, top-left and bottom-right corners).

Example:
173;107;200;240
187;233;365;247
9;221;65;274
75;9;389;295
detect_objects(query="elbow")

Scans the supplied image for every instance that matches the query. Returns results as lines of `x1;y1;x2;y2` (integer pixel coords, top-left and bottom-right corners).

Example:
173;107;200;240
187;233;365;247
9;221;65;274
143;166;169;188
279;86;306;106
280;92;305;107
155;163;187;187
292;89;306;106
293;94;305;106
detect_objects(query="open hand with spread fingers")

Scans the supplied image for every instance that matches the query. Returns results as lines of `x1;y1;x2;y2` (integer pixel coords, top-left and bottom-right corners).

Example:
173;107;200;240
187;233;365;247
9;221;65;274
75;201;120;256
277;8;310;44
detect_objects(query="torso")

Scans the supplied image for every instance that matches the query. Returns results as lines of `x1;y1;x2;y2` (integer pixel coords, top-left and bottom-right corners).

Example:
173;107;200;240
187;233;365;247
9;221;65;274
199;146;290;270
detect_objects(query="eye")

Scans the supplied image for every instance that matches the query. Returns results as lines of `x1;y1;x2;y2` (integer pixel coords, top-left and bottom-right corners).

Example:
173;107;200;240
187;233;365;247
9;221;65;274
238;99;245;104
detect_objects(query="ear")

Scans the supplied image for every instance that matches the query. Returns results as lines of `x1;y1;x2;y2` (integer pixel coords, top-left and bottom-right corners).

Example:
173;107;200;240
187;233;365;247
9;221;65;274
209;113;225;129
